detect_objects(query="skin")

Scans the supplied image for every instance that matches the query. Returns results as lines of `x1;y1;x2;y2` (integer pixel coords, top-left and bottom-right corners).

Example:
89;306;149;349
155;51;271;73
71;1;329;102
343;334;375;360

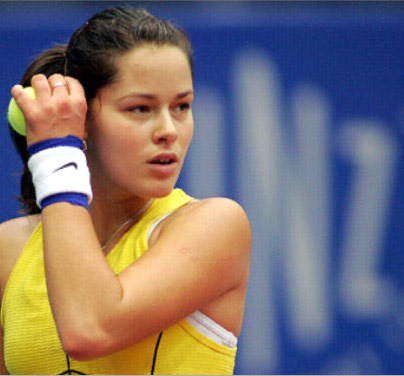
0;44;251;365
0;215;41;375
0;327;4;375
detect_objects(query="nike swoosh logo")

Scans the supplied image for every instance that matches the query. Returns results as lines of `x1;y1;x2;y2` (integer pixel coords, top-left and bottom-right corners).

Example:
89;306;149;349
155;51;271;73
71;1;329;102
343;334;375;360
53;162;78;173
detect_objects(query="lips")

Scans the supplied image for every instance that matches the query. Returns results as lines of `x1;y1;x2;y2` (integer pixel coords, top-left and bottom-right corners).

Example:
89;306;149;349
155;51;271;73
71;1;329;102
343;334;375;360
147;153;179;178
148;153;178;165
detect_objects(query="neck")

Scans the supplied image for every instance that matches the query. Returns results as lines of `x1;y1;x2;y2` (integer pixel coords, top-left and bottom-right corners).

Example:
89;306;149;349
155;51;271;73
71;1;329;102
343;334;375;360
89;195;152;254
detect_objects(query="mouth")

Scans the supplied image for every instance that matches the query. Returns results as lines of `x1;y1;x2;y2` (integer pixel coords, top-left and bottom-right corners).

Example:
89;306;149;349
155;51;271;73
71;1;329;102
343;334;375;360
147;153;179;178
148;153;178;165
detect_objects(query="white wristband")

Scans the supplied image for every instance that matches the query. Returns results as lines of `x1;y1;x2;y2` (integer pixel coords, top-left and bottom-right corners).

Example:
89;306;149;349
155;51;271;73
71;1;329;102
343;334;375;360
28;146;93;208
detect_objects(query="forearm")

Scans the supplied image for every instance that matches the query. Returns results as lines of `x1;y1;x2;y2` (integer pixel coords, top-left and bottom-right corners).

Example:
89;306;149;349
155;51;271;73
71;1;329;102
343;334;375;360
41;203;123;348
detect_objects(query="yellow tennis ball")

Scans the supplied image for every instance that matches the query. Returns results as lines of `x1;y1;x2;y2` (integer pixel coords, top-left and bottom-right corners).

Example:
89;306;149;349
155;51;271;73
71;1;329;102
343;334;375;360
8;86;36;136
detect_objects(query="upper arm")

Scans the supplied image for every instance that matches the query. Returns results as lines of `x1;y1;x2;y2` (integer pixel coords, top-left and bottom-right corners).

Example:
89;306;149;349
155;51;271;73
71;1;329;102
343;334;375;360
0;216;39;290
0;325;7;374
0;215;39;375
107;198;251;345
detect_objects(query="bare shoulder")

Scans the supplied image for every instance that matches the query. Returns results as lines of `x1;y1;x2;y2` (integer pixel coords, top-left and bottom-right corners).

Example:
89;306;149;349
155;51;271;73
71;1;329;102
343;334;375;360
185;196;249;220
154;196;251;276
192;197;250;240
0;214;40;251
0;215;40;294
160;196;251;246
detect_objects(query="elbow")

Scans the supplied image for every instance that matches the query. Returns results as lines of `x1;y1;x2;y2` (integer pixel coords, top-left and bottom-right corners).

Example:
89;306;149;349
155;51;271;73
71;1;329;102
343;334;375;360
59;327;111;361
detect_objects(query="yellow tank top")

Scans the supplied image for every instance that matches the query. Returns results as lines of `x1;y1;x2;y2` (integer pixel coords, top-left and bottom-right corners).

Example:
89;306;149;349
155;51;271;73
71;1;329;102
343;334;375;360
1;189;237;375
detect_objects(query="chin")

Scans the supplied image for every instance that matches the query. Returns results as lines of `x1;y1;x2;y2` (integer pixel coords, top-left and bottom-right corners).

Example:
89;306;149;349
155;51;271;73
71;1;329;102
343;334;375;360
145;183;176;199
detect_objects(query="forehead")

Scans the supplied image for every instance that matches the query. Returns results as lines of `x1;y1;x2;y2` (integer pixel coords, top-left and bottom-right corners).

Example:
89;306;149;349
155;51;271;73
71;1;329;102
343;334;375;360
113;44;192;85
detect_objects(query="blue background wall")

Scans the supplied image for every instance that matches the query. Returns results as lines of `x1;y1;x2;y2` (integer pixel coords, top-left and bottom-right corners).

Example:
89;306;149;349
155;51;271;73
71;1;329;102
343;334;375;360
1;2;404;374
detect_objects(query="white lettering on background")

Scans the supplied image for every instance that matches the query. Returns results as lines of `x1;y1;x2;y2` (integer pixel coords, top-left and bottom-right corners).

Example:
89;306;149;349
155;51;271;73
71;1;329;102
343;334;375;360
185;48;397;374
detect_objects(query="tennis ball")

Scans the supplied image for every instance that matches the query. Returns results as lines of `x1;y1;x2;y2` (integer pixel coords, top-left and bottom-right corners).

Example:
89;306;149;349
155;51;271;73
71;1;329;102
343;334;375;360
8;86;36;136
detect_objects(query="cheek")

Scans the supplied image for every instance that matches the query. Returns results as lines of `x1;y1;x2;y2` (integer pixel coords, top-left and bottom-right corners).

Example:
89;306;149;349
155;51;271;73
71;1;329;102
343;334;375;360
181;121;194;150
88;111;144;154
87;137;143;190
96;134;145;169
87;122;145;176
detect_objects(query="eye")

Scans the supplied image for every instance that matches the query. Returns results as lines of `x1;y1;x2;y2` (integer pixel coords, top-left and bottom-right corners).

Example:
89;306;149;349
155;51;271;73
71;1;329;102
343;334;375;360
128;105;150;114
174;103;191;113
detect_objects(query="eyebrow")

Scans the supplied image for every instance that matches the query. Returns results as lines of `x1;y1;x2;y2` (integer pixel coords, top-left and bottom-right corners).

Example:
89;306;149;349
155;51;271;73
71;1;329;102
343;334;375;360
122;90;194;100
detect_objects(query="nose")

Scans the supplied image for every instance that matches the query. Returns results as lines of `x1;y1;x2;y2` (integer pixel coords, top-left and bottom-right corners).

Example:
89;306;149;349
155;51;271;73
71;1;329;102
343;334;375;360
152;108;178;146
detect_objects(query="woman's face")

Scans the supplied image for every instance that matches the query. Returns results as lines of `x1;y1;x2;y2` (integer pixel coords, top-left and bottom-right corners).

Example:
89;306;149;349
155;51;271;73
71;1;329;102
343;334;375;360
86;44;194;201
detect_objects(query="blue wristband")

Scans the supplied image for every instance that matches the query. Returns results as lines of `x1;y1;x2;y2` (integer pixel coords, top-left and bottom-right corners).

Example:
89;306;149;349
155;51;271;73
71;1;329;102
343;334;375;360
40;192;89;210
28;135;84;156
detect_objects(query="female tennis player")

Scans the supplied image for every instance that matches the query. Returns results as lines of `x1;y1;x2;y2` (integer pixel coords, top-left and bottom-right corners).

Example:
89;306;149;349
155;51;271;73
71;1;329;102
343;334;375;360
0;6;251;375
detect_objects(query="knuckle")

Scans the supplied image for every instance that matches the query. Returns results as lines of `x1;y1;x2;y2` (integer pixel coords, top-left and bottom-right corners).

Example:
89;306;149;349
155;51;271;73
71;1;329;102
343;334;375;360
58;99;72;114
42;103;55;117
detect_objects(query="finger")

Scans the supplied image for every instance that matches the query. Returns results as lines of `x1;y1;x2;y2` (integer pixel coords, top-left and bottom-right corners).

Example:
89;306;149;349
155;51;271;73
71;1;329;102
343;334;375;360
48;74;69;94
65;77;86;99
30;74;52;102
10;84;36;116
65;77;88;133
